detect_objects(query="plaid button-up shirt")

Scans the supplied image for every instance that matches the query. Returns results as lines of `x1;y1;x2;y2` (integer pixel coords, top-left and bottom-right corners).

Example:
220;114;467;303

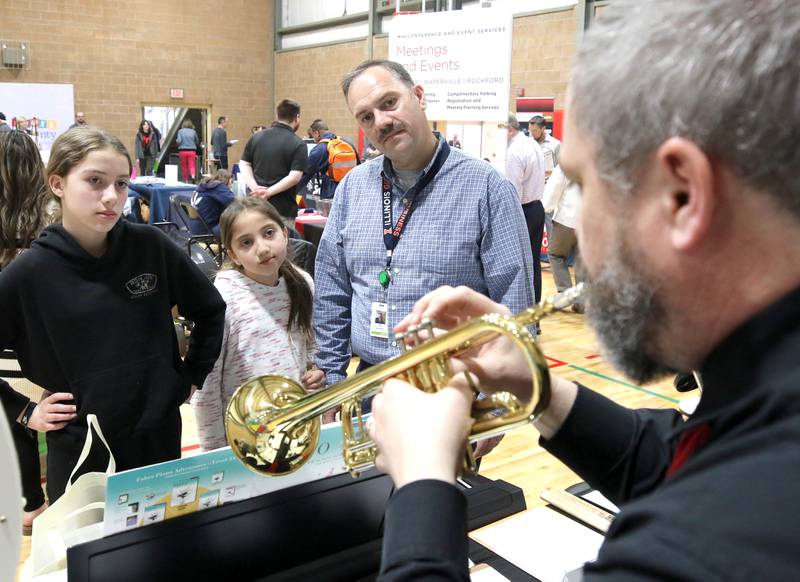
313;138;535;385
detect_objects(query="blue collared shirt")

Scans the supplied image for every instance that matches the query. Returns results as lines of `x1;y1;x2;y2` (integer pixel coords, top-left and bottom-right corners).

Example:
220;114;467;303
313;137;535;385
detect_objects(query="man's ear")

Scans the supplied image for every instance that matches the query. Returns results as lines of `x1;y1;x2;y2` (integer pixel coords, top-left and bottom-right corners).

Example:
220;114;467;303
414;85;426;110
655;137;716;252
49;175;65;200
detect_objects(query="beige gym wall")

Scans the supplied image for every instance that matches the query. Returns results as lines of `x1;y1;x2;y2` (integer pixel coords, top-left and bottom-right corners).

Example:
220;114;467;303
1;4;576;161
275;7;578;147
0;1;274;163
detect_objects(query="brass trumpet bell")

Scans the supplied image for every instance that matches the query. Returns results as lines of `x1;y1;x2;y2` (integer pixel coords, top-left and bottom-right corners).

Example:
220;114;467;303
225;375;320;476
224;284;586;477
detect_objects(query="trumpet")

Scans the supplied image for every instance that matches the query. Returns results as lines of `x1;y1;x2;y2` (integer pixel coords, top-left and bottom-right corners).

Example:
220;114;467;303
224;283;586;477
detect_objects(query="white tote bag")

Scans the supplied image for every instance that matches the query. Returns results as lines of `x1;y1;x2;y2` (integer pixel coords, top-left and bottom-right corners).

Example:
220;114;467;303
24;414;116;578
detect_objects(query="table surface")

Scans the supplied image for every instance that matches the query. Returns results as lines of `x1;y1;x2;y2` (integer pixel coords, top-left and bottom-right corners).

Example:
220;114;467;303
128;182;197;224
302;221;324;248
128;181;196;196
295;214;327;238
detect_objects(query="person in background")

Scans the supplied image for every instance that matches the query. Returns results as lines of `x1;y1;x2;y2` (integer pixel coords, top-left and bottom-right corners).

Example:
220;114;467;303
0;112;11;133
177;119;200;183
361;138;380;161
0;127;225;502
69;111;87;130
191;197;324;451
0;129;52;534
146;120;162;156
542;165;584;312
134;120;159;177
192;169;236;237
297;118;360;200
239;99;308;228
211;116;234;170
367;1;800;579
447;133;461;149
505;111;546;306
15;116;32;135
530;115;561;180
531;116;562;254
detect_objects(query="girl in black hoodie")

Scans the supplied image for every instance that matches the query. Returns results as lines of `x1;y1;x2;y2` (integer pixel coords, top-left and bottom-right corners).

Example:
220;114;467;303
0;127;225;502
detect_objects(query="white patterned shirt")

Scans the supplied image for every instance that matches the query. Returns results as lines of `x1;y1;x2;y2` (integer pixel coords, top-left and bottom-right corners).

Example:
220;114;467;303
191;268;314;451
506;132;546;205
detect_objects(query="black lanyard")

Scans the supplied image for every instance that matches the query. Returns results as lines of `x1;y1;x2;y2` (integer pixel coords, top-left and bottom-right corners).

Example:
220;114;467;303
378;141;450;289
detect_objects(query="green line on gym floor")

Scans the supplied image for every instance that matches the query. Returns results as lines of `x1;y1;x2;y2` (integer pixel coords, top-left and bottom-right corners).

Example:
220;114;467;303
567;364;680;404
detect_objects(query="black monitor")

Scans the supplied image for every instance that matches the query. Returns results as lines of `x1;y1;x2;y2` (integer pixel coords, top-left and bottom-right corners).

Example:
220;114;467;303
68;469;393;582
67;470;525;581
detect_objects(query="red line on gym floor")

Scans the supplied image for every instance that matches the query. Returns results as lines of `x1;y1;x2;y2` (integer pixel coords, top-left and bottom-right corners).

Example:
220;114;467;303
181;444;200;453
585;354;600;359
546;355;568;368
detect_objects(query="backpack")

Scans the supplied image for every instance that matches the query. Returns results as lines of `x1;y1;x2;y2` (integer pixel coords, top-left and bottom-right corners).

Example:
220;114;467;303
322;137;358;182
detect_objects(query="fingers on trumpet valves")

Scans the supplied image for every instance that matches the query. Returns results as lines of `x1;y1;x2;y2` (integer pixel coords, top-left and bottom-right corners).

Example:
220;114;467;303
419;318;435;336
431;355;450;390
414;319;440;391
399;317;436;348
461;370;481;395
405;325;420;346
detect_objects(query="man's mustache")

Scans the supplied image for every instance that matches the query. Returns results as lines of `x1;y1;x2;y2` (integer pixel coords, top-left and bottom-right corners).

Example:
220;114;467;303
378;123;404;142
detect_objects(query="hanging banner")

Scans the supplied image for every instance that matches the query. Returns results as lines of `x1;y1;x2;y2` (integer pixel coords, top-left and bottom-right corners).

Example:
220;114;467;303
389;8;512;122
0;83;75;160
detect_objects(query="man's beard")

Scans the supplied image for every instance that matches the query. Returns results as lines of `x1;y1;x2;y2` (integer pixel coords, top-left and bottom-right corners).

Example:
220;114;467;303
581;235;675;384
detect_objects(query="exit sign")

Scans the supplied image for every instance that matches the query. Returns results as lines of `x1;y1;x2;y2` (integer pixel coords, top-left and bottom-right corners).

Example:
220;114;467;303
170;88;184;99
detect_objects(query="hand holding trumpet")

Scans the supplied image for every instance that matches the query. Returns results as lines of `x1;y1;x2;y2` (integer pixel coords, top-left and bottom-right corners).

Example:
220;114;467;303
367;285;579;488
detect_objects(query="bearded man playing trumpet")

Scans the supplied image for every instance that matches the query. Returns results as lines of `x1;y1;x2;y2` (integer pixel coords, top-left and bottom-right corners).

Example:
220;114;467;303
367;0;800;579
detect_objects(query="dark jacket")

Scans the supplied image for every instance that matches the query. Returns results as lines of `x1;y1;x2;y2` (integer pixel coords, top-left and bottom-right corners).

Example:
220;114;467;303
135;131;159;159
211;126;230;158
297;131;360;199
380;285;800;581
0;221;225;471
192;180;236;234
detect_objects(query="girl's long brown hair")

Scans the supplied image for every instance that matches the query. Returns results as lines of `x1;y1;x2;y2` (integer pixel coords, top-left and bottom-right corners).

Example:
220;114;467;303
219;197;313;340
0;130;50;268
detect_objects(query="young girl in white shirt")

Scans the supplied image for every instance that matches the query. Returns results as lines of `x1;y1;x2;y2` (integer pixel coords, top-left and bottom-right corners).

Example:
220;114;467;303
192;197;325;451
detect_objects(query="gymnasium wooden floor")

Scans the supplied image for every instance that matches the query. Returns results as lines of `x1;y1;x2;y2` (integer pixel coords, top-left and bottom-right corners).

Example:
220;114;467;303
15;265;685;578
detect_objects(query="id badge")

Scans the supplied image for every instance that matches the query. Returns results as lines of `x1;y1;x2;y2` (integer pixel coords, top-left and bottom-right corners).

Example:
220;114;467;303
370;302;389;338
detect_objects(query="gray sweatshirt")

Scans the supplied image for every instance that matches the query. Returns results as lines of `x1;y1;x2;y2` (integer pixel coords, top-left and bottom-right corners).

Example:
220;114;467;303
177;128;199;151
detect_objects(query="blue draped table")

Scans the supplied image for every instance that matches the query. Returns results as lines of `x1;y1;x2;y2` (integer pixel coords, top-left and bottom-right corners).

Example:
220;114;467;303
128;182;197;224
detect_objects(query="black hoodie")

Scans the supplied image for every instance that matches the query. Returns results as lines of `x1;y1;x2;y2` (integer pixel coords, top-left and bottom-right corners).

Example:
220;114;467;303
0;220;225;452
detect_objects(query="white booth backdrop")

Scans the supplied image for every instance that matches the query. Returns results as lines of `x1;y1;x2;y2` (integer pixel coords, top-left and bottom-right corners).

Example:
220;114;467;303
0;83;75;162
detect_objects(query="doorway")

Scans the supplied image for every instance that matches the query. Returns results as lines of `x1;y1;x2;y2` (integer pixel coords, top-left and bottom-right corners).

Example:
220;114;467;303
142;105;210;181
